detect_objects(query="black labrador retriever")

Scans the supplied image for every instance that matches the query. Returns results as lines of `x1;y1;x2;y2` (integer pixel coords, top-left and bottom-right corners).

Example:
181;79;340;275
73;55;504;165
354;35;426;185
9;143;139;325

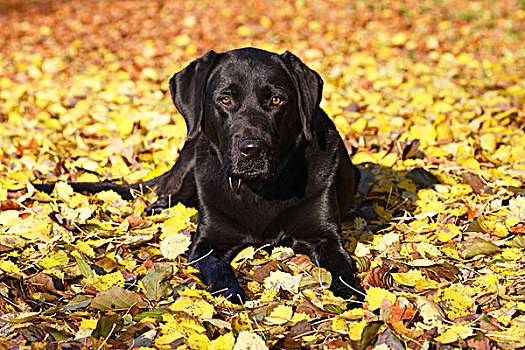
36;48;362;303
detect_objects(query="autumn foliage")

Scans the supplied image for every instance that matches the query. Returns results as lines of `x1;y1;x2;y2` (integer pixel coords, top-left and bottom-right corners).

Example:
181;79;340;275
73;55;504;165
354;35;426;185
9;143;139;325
0;0;524;349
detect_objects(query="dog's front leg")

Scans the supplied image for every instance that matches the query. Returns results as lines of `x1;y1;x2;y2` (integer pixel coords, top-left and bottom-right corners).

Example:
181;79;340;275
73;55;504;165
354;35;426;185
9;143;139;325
188;239;247;304
306;236;364;302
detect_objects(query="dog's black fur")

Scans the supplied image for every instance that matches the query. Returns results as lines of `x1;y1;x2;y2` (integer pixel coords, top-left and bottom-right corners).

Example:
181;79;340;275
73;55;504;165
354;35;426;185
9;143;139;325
35;48;362;303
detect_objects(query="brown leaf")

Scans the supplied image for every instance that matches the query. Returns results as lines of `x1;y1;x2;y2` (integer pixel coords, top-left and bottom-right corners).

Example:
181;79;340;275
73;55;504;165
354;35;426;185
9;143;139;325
388;297;416;324
363;265;392;289
0;199;21;211
462;172;491;195
90;285;147;310
0;235;26;252
26;273;64;294
459;238;501;259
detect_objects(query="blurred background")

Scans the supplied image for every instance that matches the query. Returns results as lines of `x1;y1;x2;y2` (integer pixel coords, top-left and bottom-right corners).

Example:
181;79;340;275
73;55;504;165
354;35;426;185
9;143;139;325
0;0;523;183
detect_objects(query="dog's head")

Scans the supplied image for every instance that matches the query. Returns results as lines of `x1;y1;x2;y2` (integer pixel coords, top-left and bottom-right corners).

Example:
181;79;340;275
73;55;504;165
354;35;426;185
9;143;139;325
169;48;322;182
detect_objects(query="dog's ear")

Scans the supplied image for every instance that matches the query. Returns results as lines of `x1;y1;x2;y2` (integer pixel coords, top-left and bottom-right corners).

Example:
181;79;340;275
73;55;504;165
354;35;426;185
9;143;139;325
280;51;323;141
169;50;218;141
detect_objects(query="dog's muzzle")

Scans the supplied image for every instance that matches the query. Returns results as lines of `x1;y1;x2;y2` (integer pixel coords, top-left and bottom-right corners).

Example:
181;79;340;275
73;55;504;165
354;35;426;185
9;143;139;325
227;139;271;193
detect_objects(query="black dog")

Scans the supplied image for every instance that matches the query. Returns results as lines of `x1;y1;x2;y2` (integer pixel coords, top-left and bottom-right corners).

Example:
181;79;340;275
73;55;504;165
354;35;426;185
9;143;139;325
36;48;362;303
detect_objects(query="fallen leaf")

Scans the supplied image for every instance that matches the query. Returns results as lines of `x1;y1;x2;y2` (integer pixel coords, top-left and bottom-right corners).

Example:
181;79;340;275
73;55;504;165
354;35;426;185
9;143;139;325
90;285;147;310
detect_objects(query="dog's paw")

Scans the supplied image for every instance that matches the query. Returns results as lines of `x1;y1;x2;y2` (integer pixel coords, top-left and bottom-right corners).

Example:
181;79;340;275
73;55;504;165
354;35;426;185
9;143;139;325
330;278;365;304
209;280;248;304
144;199;169;216
217;285;248;304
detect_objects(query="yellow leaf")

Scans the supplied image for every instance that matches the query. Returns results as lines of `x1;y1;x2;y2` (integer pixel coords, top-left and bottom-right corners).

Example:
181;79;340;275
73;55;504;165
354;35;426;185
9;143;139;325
409;123;436;146
7;213;53;240
331;317;349;333
291;312;312;322
113;115;134;135
176;286;213;300
350;117;367;133
366;287;396;311
270;246;294;260
415;296;445;328
414;277;441;292
348;321;367;341
40;25;51;35
391;32;407;46
447;184;473;198
210;332;235;350
44;118;62;130
487;324;525;349
76;241;95;258
259;288;279;302
55;181;74;203
488;307;514;326
0;210;20;227
78;318;98;330
231;246;256;270
411;91;434;109
37;257;64;270
470;274;499;294
77;173;100;182
109;155;130;177
0;183;7;201
340;308;366;320
379;153;398;168
236;25;252;36
161;312;207;334
436;123;453;140
232;312;254;334
91;271;126;291
391;269;426;287
160;203;196;238
437;224;461;243
415;241;441;258
352;151;376;165
432;101;453;114
480;133;497;153
505;216;521;229
334;116;350;135
374;232;399;253
140;67;159;81
155;332;183;346
442;244;461;260
160;233;191;260
434;285;476;320
265;305;293;325
499;248;522;261
42;57;65;74
0;260;19;273
72;158;100;172
479;216;510;237
174;33;191;46
435;324;474;344
233;331;268;350
264;271;301;293
170;296;215;319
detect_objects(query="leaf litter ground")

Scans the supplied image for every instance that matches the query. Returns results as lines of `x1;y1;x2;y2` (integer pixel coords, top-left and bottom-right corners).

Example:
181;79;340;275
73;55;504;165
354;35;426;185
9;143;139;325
0;0;524;349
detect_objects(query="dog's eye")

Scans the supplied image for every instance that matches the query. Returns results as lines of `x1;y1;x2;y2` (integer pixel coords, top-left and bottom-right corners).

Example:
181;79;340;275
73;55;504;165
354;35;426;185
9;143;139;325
271;96;282;106
220;96;231;105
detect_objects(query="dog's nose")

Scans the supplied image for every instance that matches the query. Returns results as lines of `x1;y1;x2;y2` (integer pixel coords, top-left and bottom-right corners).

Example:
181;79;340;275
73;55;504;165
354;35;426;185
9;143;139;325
238;139;267;158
